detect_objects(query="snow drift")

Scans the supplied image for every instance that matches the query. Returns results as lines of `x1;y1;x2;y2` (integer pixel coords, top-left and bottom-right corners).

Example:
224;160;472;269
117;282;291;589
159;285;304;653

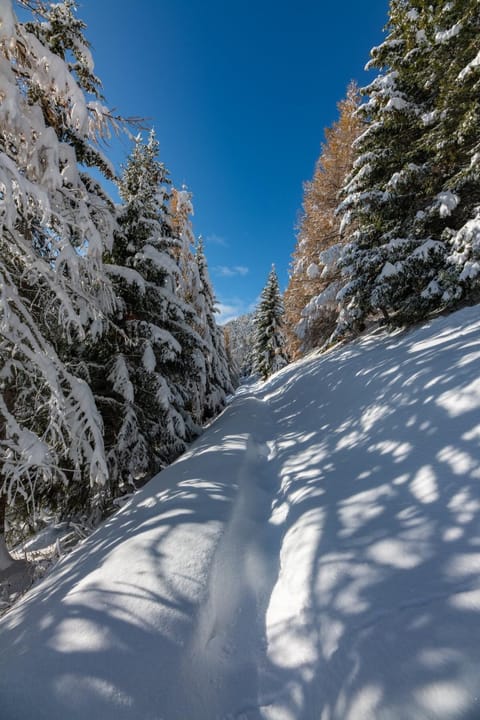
2;306;480;719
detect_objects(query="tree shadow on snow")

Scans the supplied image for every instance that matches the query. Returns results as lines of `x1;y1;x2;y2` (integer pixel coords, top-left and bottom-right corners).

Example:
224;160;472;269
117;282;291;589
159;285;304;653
2;312;480;720
0;404;264;720
253;310;480;719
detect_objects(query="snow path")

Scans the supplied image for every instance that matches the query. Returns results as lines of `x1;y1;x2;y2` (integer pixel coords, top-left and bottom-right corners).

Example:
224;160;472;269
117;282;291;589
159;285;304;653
2;306;480;719
183;399;281;719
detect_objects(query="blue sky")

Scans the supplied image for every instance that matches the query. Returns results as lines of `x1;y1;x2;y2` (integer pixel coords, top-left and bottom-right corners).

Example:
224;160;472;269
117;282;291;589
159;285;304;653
78;0;389;323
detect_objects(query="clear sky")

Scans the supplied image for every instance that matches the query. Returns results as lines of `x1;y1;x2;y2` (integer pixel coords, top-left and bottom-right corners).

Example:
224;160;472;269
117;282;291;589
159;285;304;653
78;0;389;323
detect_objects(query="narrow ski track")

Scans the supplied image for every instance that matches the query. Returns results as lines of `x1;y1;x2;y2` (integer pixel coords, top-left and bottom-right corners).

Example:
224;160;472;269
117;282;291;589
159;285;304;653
181;397;282;720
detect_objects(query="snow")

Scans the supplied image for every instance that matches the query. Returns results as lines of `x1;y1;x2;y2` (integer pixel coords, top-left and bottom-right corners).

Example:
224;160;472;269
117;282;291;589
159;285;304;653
412;238;444;259
458;50;480;81
421;110;438;126
436;190;459;218
435;23;462;44
106;265;146;294
421;280;441;299
0;0;16;40
416;29;427;44
3;306;480;718
142;343;156;372
301;280;341;318
377;260;401;279
459;262;480;281
306;262;319;279
319;243;342;278
385;96;409;112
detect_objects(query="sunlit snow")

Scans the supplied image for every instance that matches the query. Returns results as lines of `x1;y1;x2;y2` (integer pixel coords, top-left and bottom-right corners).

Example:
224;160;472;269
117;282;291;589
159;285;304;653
2;306;480;719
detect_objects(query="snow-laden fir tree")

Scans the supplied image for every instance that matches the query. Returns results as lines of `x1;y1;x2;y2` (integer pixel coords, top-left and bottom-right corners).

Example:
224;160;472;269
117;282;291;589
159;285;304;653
284;83;361;356
224;313;256;378
171;192;235;418
0;0;118;565
194;238;235;418
254;266;289;380
95;131;209;498
170;189;216;424
427;0;480;298
222;324;240;386
336;0;480;333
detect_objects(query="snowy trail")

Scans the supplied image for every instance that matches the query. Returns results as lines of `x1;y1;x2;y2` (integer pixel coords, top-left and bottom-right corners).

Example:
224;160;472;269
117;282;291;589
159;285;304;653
0;392;286;720
3;307;480;719
182;400;281;720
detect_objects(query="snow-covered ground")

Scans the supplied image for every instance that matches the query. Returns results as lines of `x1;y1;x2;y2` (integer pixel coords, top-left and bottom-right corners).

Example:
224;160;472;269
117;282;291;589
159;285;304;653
2;306;480;720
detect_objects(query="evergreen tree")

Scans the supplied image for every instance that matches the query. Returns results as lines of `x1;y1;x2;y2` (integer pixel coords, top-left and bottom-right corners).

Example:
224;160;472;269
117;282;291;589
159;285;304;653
222;325;240;386
194;239;234;418
254;267;289;380
0;0;118;563
170;187;200;306
427;0;480;299
223;313;256;378
170;189;210;426
170;192;236;419
336;0;480;332
96;132;209;499
284;83;361;356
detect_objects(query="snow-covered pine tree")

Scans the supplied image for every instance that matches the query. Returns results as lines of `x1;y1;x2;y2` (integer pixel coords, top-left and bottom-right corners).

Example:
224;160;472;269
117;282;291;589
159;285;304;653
336;0;480;332
254;266;289;380
170;188;210;426
284;83;361;356
0;0;118;563
222;324;241;387
224;313;256;378
97;132;208;497
170;188;200;303
424;0;480;301
194;238;234;419
336;1;443;330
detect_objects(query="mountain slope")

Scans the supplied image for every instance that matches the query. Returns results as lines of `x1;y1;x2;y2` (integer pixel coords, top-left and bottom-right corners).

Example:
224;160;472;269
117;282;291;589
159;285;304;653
2;306;480;719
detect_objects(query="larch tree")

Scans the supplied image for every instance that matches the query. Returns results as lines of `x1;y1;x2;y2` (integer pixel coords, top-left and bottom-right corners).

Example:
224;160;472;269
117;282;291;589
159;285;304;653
284;83;362;357
0;0;118;564
254;266;289;380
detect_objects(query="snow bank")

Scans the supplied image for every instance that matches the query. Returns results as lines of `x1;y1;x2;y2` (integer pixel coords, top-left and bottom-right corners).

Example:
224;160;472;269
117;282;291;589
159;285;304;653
2;306;480;719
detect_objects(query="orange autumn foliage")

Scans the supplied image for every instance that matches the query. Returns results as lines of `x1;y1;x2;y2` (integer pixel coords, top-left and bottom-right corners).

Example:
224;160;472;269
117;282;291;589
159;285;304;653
284;83;362;357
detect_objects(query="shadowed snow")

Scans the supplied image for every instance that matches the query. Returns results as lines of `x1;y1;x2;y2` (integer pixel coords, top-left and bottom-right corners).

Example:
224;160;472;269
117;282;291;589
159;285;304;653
2;307;480;719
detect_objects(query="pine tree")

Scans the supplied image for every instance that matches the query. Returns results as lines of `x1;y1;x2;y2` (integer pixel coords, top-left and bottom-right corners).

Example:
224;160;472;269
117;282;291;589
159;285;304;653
170;191;236;419
170;187;199;305
426;0;480;300
336;0;480;332
222;325;240;387
254;267;289;380
0;0;118;563
223;313;256;378
170;189;211;426
284;83;362;355
95;132;211;500
194;239;234;418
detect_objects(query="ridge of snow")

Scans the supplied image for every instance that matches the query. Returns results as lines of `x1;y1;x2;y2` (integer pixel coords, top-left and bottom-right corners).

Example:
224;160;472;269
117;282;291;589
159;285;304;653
458;50;480;81
435;22;462;44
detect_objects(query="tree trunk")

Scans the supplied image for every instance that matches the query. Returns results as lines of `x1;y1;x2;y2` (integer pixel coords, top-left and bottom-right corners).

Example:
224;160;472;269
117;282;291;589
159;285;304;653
0;493;14;571
0;385;15;570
